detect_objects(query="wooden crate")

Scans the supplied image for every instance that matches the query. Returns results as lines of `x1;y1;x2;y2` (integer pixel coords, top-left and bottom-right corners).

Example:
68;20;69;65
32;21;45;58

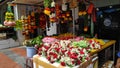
33;54;98;68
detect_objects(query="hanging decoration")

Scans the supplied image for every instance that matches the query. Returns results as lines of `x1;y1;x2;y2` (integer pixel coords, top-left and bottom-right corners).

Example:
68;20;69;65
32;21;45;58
44;0;52;8
62;0;67;11
60;0;73;23
39;12;47;29
78;1;88;32
44;0;51;16
87;3;96;37
55;4;61;20
87;3;96;22
44;7;51;16
49;0;57;23
4;5;16;27
15;20;22;30
44;0;57;23
69;0;78;8
60;11;72;23
34;8;47;30
21;16;29;36
22;11;37;39
78;1;87;16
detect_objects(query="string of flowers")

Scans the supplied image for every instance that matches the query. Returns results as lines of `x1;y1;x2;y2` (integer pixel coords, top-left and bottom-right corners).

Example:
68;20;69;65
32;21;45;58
37;37;101;67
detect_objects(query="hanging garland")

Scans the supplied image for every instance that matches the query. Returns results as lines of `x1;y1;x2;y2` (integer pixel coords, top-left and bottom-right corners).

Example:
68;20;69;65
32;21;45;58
15;20;22;30
44;0;52;16
4;5;16;27
78;1;87;16
55;4;61;20
22;11;38;39
49;0;57;23
44;0;52;7
78;1;89;32
39;12;47;29
69;0;78;8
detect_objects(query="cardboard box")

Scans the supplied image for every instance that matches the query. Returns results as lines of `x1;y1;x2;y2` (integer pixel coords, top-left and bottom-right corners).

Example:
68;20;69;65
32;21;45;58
33;54;98;68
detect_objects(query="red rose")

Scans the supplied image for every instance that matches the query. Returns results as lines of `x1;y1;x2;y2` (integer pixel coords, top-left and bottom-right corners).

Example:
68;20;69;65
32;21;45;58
44;46;50;50
61;62;66;66
77;60;81;65
72;53;78;56
55;48;60;52
80;50;85;54
89;40;93;44
47;56;51;61
53;53;58;58
92;44;95;47
72;61;75;64
61;50;67;54
49;52;54;55
67;51;71;56
70;54;77;59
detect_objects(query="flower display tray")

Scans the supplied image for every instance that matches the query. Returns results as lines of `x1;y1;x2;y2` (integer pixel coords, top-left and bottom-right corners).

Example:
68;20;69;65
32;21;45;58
33;54;98;68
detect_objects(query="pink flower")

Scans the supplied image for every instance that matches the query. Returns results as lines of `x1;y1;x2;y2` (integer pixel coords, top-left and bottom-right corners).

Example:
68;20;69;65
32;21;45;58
42;37;56;43
75;37;84;41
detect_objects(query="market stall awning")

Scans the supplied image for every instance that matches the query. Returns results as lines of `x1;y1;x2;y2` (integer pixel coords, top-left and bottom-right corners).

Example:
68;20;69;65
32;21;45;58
11;0;43;6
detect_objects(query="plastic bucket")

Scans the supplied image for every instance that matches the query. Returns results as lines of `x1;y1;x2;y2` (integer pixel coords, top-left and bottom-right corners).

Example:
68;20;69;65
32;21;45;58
26;47;37;58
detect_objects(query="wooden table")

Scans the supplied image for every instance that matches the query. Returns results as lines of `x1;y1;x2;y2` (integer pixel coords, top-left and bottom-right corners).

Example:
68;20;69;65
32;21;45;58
90;40;116;61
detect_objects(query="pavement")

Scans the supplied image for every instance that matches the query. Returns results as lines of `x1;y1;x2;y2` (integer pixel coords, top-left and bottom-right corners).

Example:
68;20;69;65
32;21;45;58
0;46;27;68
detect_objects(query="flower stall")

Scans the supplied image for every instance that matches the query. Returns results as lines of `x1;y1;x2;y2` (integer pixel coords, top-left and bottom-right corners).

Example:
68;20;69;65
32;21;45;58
5;0;117;67
33;35;116;68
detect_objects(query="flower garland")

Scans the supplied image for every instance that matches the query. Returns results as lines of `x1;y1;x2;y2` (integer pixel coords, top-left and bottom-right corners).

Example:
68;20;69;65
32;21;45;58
15;20;22;30
38;37;101;67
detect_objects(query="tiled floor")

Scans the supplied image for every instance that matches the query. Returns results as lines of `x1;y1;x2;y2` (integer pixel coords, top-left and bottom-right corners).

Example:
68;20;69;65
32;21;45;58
0;46;27;68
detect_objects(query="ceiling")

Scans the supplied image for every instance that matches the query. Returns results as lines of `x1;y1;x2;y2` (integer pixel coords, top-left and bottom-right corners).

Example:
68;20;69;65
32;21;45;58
12;0;44;5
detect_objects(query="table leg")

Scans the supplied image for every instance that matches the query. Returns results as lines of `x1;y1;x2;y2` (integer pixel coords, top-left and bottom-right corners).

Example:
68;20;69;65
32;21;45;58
113;43;115;62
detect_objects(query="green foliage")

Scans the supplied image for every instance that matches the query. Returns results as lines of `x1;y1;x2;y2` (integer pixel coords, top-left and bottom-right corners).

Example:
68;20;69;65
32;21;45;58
30;35;43;46
23;35;43;47
44;0;52;7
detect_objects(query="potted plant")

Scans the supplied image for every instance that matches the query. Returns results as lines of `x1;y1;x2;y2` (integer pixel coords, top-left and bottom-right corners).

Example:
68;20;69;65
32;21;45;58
23;39;36;58
23;35;43;58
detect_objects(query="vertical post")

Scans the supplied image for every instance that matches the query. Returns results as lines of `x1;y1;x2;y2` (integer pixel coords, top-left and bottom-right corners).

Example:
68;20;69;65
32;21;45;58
113;43;115;62
13;5;24;45
72;8;75;39
13;5;19;20
90;16;94;37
